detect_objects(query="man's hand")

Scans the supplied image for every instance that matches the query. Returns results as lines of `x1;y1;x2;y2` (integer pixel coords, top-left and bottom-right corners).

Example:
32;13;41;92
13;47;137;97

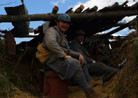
79;54;84;66
92;59;96;63
64;55;72;59
62;48;68;54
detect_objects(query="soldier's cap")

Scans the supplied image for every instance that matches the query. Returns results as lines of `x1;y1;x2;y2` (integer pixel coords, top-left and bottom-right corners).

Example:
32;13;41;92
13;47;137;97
57;14;71;23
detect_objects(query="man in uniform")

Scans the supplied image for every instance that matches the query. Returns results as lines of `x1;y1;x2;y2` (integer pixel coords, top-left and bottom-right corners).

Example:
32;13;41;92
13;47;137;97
69;29;119;84
43;14;100;98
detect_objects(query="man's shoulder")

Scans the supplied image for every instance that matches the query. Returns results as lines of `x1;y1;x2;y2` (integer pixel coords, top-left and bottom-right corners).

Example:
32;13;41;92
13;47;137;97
70;40;79;45
48;26;56;31
46;26;57;34
70;40;81;49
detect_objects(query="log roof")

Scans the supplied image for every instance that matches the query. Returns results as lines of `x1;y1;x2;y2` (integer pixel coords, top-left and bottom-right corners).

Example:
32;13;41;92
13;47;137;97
2;2;138;45
66;2;138;39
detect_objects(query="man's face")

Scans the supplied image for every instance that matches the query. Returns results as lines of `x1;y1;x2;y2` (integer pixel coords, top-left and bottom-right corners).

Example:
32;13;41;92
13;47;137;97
57;21;70;32
76;35;85;42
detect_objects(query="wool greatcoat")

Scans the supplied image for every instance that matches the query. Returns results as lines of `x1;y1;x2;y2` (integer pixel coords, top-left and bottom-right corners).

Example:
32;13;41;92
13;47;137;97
43;26;84;80
69;39;118;79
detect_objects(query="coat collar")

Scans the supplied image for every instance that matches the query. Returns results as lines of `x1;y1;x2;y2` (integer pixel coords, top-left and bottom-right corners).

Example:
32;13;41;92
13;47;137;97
54;26;64;35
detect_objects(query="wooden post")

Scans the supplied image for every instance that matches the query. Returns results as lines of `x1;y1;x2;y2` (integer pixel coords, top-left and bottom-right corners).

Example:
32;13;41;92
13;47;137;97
4;33;16;57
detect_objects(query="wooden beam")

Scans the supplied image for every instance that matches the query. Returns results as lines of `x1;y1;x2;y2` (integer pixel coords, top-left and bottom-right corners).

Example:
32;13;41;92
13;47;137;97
106;16;138;36
14;35;37;38
0;10;137;22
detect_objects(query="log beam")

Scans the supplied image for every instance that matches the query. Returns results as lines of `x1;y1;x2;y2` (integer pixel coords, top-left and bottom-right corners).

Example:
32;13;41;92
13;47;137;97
0;10;137;22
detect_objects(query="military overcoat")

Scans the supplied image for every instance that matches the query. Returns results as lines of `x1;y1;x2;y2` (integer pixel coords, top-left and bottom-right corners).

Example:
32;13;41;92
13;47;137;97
43;26;81;80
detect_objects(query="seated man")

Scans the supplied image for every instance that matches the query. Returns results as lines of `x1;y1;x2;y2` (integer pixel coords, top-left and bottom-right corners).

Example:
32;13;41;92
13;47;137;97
42;14;101;98
69;29;119;84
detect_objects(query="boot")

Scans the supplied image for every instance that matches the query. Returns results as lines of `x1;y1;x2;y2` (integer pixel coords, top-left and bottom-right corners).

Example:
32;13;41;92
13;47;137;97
117;58;127;69
85;89;100;98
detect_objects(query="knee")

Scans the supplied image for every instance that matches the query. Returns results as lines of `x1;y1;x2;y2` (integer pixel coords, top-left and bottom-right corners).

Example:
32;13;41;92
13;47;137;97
96;62;106;66
67;58;81;68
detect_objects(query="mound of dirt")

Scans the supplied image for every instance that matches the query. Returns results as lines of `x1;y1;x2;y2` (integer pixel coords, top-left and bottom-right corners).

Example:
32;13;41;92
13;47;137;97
104;31;138;98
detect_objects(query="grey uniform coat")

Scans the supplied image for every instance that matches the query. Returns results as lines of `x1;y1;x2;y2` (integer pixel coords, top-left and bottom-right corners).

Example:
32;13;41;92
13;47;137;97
43;26;81;80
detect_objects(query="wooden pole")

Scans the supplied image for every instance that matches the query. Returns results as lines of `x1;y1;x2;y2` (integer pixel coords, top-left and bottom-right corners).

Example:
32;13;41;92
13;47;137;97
0;10;137;22
105;17;138;36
